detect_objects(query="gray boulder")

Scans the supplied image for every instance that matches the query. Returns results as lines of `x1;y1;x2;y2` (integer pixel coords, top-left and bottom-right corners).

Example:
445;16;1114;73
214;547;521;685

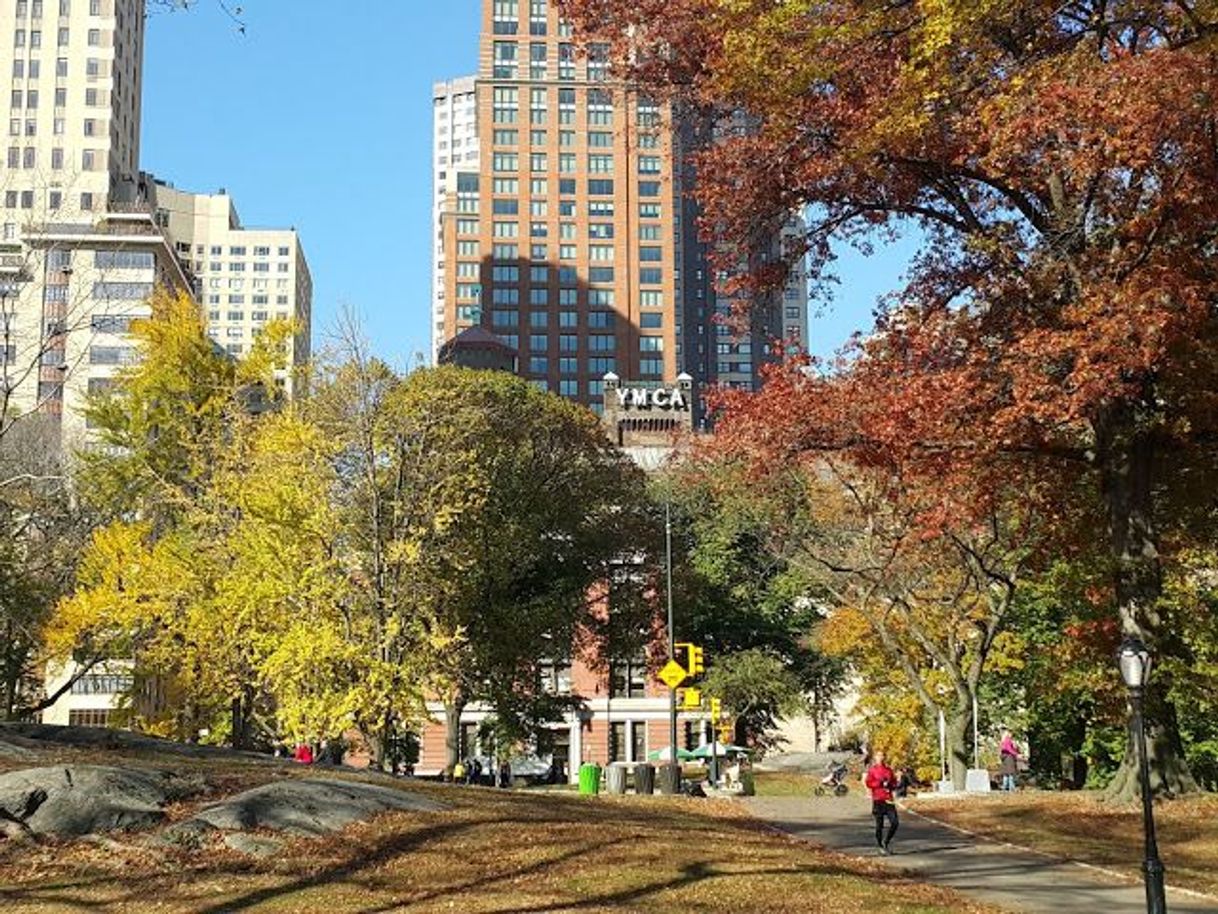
0;766;203;838
185;777;446;837
222;832;284;857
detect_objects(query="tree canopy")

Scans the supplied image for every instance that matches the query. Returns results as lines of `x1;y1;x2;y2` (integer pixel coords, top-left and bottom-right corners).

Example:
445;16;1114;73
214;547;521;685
564;0;1218;795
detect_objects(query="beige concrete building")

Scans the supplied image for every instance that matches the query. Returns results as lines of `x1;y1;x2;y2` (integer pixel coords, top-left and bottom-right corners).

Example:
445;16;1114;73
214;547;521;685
0;0;199;448
431;76;479;364
153;181;312;395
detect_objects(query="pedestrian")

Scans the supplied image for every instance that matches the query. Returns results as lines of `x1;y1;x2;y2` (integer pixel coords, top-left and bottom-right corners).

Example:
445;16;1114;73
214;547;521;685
452;759;466;783
293;742;314;765
498;759;511;789
999;730;1020;792
865;750;899;855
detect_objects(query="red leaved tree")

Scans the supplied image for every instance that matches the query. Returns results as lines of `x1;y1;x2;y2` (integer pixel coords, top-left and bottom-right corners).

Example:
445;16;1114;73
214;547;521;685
563;0;1218;796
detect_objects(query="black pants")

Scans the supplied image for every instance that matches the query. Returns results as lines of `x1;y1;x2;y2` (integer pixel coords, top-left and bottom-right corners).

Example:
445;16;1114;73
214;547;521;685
873;800;899;847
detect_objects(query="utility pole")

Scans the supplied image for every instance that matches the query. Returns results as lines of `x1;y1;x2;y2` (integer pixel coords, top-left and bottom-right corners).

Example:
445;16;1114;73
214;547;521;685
666;501;679;792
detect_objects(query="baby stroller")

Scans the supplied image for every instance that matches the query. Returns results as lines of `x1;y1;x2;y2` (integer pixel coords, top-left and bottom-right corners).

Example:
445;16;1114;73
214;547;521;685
814;760;850;797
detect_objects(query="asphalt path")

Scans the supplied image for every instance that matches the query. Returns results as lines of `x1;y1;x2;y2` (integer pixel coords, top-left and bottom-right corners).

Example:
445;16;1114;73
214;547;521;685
746;795;1217;914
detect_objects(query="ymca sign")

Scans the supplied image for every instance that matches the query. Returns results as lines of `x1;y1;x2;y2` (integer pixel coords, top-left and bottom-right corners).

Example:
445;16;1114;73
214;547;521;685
615;386;689;411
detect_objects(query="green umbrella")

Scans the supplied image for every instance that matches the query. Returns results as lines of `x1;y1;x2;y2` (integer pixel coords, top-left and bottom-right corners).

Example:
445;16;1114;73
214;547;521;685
691;741;748;759
647;745;697;762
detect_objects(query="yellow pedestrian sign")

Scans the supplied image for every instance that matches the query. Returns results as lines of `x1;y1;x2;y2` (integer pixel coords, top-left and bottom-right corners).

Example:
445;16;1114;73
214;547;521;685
658;659;688;690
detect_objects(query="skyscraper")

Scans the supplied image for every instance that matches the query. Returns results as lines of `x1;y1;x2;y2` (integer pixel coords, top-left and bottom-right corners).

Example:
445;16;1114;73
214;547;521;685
431;76;479;365
436;0;809;412
0;0;311;453
438;0;680;409
0;0;199;448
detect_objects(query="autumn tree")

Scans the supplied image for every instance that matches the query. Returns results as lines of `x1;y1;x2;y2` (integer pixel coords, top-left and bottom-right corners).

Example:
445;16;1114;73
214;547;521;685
564;0;1218;796
45;289;297;741
306;323;434;767
346;366;648;772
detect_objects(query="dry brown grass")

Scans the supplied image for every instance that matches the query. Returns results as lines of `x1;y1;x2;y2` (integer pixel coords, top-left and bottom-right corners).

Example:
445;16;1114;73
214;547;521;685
911;791;1218;899
0;750;1005;914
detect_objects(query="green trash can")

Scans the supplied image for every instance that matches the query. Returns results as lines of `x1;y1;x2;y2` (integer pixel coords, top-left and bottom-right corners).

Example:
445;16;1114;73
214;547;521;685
578;762;602;796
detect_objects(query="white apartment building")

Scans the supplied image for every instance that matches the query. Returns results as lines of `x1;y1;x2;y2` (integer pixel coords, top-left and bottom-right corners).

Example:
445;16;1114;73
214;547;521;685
430;76;478;364
5;1;311;728
154;181;312;395
0;0;204;449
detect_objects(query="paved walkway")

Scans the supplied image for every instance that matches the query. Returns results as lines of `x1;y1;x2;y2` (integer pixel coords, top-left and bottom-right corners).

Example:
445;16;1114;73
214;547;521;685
746;796;1217;914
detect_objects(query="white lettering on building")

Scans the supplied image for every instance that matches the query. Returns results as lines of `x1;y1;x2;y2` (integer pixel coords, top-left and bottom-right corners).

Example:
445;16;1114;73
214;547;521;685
614;387;688;411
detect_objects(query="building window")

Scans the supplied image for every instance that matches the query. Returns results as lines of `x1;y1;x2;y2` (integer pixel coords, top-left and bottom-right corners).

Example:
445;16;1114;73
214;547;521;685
610;657;648;698
492;40;518;79
589;334;615;352
68;709;111;728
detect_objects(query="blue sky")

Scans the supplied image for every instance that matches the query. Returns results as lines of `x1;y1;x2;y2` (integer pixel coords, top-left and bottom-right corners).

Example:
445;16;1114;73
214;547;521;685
140;1;909;367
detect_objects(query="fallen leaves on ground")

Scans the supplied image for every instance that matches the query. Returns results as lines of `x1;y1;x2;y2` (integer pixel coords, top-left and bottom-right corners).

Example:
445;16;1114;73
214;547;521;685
912;791;1218;898
0;763;1003;913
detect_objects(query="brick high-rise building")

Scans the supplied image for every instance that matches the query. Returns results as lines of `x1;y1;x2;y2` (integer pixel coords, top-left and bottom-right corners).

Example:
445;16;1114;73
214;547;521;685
436;1;809;414
438;0;681;409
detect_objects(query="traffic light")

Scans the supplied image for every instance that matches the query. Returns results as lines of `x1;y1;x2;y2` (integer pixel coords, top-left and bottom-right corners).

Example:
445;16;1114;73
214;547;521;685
687;644;705;676
710;697;722;721
680;687;702;711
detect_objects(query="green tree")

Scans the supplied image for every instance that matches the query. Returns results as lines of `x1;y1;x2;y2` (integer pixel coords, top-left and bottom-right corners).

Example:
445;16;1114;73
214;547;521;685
703;649;807;753
368;366;649;772
663;466;845;751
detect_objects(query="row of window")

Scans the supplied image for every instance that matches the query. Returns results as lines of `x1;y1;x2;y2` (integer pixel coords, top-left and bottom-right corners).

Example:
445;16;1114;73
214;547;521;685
455;203;662;237
70;673;132;696
207;278;293;291
206;296;290;308
15;0;106;18
3;144;104;170
13;25;105;49
207;309;283;322
488;153;661;175
489;129;660;151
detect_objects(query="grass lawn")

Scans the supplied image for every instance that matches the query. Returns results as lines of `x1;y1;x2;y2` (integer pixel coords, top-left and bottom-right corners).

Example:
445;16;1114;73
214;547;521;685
0;746;1000;914
911;791;1218;898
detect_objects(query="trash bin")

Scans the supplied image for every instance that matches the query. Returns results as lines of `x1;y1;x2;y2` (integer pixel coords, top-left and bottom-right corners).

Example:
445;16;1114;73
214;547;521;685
655;762;682;795
605;764;628;795
633;763;656;795
578;763;602;796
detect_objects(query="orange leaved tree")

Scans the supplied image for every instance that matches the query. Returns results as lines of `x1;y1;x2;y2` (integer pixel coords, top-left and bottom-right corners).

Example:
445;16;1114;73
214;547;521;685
564;0;1218;795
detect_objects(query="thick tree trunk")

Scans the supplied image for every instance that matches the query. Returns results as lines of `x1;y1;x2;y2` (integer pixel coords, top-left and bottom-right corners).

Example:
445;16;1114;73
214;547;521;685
230;696;244;750
1096;405;1197;799
946;707;971;790
363;708;394;773
444;700;465;777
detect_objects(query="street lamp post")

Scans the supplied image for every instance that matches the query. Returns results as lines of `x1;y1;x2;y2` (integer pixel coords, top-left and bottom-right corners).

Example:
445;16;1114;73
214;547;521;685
1117;636;1167;914
665;500;680;794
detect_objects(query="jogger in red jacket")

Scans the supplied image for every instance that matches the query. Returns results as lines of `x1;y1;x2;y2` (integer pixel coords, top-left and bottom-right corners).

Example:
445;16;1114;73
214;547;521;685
865;751;899;854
